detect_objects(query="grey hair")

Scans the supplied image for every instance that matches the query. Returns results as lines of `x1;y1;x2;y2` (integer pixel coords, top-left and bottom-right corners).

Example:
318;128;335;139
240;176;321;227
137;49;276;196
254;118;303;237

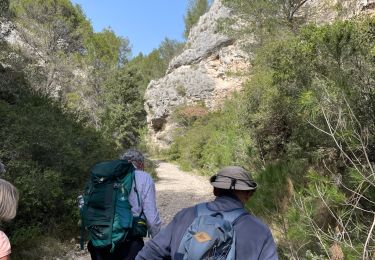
120;149;144;163
0;179;19;222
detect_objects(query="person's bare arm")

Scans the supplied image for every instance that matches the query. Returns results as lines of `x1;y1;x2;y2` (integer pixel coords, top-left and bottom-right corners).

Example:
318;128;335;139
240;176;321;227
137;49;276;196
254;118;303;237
0;254;10;260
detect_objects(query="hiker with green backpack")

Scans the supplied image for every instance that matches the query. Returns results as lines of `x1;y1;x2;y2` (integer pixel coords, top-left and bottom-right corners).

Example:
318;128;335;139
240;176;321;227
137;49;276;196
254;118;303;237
136;166;278;260
80;149;161;260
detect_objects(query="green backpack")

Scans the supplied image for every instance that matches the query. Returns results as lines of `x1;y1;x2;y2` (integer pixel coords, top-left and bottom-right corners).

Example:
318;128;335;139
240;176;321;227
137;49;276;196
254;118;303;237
80;159;136;251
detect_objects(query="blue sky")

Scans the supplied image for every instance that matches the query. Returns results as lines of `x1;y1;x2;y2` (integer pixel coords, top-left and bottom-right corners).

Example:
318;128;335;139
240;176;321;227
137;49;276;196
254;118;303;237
71;0;188;56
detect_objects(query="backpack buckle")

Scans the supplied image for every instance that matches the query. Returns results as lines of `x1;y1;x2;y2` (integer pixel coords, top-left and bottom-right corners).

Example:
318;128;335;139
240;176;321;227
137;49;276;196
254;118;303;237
113;183;122;189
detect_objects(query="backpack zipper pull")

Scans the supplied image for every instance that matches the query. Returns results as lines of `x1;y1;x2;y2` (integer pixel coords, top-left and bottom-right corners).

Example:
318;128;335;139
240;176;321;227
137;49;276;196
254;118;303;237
119;185;125;201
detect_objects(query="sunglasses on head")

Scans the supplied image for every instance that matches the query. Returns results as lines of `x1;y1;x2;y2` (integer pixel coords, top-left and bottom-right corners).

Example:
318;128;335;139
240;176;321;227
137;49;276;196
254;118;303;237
210;175;257;190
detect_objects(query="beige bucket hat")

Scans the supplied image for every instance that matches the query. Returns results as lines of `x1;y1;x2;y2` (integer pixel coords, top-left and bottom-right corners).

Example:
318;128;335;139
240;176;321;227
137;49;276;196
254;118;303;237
210;166;257;191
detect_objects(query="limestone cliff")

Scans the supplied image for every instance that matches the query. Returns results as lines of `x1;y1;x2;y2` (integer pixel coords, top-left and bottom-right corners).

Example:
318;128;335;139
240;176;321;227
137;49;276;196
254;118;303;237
144;0;375;149
145;0;250;148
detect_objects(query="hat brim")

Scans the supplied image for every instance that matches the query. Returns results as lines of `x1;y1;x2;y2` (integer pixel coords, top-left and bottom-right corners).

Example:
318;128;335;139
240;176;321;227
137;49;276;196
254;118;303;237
211;180;257;191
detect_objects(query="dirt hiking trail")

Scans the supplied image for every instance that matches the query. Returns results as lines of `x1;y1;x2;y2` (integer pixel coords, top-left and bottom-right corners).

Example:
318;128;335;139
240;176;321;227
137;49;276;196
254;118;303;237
67;161;214;260
155;161;214;225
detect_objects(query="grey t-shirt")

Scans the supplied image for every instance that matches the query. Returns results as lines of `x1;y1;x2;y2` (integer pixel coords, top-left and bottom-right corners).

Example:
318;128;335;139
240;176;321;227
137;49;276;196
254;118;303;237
129;170;161;238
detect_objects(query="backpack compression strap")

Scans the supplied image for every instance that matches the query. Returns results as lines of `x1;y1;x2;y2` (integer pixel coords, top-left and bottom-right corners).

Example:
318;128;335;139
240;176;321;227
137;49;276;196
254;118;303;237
196;203;248;224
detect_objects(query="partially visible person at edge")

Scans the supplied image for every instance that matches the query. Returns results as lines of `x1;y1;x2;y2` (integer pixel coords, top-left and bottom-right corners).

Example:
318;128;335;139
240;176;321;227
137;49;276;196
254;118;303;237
88;149;162;260
0;178;19;260
136;166;278;260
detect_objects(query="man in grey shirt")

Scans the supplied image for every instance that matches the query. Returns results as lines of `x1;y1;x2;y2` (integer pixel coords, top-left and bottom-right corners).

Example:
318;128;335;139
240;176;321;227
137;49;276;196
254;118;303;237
123;149;161;239
88;149;161;260
136;166;278;260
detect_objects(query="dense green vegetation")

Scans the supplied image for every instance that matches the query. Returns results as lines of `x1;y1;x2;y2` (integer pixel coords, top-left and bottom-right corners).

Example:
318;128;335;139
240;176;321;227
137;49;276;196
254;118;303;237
8;0;145;146
168;1;375;258
3;0;373;258
127;38;184;95
0;1;118;258
0;63;117;259
169;99;254;174
0;0;187;258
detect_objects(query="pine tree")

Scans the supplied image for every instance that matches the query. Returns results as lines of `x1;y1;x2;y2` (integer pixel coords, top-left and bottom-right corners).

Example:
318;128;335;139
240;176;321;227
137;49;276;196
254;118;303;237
183;0;209;39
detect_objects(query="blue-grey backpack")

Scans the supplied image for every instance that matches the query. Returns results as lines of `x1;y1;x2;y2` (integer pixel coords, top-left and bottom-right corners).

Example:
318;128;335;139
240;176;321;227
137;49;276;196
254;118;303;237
176;203;247;260
80;159;135;251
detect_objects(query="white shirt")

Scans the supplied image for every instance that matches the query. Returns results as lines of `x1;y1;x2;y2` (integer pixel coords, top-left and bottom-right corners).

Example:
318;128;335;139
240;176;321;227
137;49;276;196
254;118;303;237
128;170;161;238
0;231;11;258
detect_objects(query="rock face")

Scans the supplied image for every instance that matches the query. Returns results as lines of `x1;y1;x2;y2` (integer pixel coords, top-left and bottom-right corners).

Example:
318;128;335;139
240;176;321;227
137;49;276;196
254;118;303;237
303;0;375;23
145;0;250;148
145;0;375;149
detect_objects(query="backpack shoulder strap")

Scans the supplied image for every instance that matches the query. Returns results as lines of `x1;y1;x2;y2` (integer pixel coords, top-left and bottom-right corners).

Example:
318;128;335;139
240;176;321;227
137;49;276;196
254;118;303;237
195;203;212;217
221;208;247;224
196;203;247;224
133;172;141;205
132;172;145;218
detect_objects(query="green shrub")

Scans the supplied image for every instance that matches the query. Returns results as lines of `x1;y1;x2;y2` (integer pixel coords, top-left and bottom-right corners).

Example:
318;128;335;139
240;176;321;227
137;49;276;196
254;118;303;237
169;96;255;174
172;103;208;128
170;16;375;259
243;17;375;258
0;66;116;258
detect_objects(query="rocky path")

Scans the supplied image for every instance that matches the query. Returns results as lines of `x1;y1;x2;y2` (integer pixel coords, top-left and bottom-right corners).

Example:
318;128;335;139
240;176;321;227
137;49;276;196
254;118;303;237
66;161;214;259
155;161;214;225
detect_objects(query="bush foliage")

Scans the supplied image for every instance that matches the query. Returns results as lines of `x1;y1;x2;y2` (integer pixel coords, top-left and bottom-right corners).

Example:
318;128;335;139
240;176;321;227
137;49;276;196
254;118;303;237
0;65;117;259
0;0;173;258
169;13;375;259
